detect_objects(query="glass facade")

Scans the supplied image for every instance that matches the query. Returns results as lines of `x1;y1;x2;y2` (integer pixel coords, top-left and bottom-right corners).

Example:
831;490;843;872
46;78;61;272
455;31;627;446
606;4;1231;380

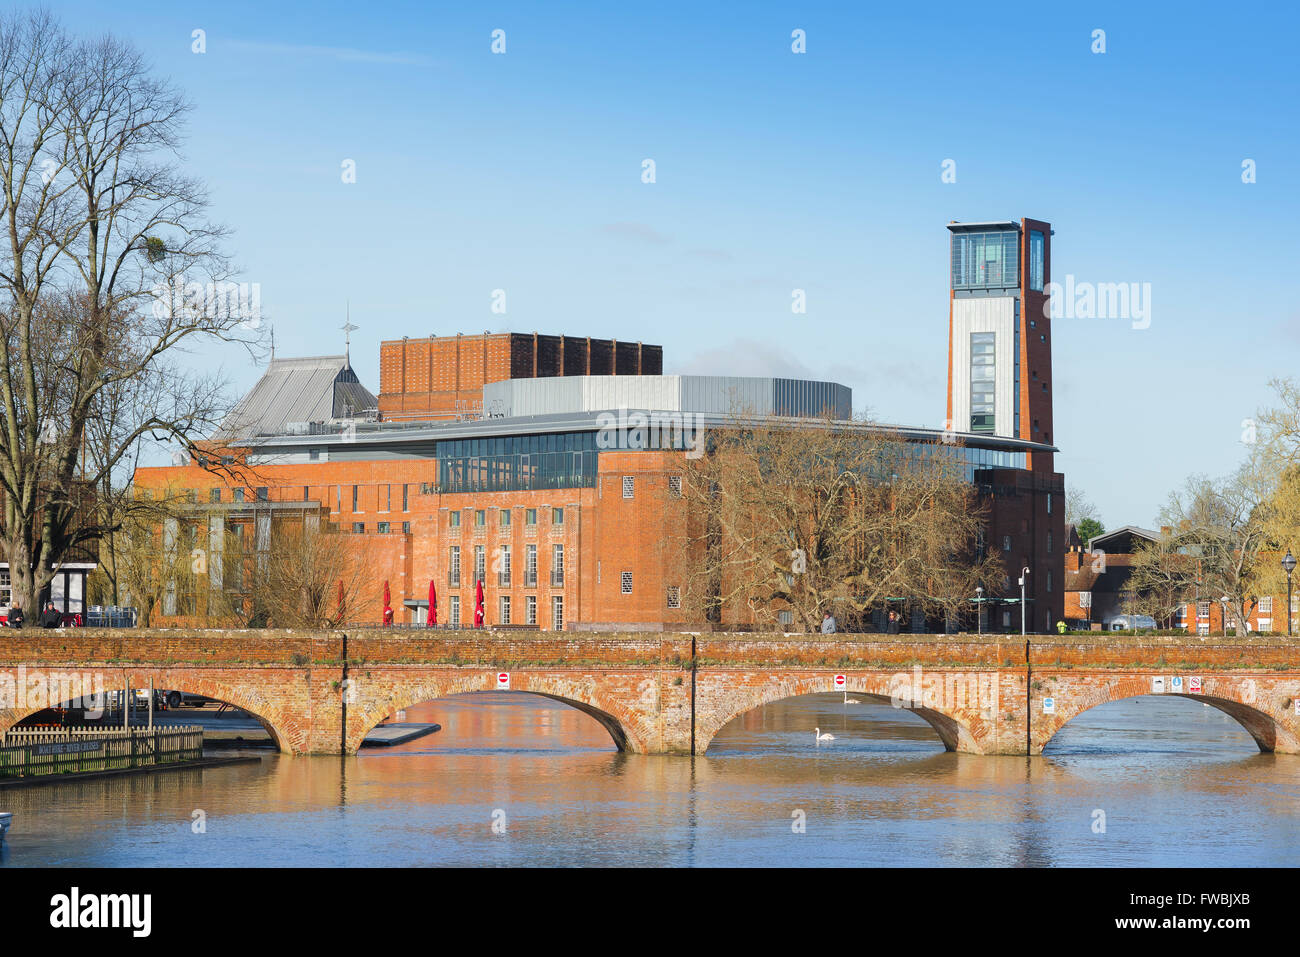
970;332;995;433
437;432;598;493
951;229;1019;290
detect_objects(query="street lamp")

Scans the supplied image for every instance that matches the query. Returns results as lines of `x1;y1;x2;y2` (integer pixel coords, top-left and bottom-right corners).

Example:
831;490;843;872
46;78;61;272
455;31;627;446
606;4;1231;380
1019;567;1030;636
975;586;984;635
1283;549;1297;637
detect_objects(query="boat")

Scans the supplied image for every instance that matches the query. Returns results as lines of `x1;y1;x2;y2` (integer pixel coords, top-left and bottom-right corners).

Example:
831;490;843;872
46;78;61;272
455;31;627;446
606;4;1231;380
0;812;11;841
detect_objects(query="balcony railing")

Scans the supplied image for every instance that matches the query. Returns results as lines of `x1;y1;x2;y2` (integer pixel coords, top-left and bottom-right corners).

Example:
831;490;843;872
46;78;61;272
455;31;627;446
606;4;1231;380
448;573;461;588
551;571;565;588
497;572;511;587
524;571;537;587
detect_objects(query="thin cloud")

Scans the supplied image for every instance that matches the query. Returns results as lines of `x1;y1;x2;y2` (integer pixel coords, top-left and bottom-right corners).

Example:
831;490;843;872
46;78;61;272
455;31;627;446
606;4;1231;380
600;222;672;244
229;40;434;66
686;247;733;262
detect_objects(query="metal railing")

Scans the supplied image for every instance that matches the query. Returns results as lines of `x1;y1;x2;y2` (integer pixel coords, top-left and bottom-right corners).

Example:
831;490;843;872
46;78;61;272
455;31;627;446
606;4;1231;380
551;571;565;587
82;607;139;628
0;725;203;778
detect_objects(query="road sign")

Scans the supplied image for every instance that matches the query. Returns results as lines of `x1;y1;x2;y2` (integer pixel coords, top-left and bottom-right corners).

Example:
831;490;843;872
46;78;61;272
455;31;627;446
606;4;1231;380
1043;697;1055;714
496;672;510;690
1171;676;1184;692
834;674;846;689
1152;676;1165;693
1189;676;1202;693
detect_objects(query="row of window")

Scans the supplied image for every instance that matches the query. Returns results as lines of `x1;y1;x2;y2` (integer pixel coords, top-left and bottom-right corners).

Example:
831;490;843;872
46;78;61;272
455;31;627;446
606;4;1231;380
448;594;565;629
449;507;564;529
1185;597;1300;619
448;544;567;587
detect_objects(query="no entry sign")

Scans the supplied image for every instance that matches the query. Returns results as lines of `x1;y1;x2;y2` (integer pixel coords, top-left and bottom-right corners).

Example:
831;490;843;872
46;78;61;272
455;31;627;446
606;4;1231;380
834;674;846;689
496;672;510;690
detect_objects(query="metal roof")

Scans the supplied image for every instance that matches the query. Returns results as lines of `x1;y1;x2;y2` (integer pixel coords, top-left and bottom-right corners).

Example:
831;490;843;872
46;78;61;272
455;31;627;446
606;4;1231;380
947;220;1021;232
242;407;1058;456
215;355;377;441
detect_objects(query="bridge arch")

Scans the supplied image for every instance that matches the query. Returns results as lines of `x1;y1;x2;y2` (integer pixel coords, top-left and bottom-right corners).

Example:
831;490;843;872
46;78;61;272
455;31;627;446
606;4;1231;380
1035;675;1300;755
346;672;644;754
694;673;997;754
0;671;305;754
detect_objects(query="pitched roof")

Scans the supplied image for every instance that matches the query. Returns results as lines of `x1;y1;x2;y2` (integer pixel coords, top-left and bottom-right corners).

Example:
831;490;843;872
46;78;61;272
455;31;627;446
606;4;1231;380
215;355;377;441
1087;525;1160;553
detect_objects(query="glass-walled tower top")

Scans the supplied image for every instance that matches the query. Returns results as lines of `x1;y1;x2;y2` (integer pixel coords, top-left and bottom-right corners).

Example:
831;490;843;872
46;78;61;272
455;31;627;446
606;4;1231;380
949;221;1020;292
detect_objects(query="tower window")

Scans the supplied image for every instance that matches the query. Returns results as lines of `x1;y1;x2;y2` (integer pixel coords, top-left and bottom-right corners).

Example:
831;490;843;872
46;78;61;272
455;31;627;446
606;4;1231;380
1029;230;1045;292
970;332;995;433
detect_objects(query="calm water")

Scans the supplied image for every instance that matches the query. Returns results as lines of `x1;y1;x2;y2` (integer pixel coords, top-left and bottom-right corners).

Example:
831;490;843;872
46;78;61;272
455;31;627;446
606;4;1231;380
3;692;1298;867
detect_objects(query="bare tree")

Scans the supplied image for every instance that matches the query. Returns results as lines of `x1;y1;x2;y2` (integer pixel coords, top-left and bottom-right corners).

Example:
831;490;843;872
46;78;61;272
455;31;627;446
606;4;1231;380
670;413;1003;632
1158;469;1269;635
1124;534;1200;628
111;488;199;628
1065;485;1104;545
0;13;261;609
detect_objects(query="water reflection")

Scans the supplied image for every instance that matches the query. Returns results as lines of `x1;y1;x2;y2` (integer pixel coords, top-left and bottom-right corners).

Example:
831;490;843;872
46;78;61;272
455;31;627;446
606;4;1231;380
3;692;1298;867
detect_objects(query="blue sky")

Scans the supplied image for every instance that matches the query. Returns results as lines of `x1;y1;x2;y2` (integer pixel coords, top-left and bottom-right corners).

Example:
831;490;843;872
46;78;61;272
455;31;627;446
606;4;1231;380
46;0;1300;527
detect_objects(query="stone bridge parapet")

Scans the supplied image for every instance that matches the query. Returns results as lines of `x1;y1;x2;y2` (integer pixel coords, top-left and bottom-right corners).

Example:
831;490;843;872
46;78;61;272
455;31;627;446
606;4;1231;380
2;629;1298;756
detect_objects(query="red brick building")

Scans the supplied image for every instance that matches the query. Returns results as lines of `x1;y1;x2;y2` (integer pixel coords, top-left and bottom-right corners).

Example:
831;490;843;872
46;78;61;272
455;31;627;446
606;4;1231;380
134;218;1066;632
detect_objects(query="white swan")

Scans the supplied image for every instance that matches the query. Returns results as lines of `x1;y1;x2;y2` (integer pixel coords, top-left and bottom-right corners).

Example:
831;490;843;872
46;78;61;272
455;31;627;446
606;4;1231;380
843;692;861;704
815;727;835;742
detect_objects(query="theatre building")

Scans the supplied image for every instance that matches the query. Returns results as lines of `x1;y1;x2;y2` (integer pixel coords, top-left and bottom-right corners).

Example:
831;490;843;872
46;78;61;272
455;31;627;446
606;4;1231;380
134;218;1065;632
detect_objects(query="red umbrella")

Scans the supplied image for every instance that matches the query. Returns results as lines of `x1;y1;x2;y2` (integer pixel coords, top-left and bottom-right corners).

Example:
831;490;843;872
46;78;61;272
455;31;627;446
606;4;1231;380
427;580;437;627
474;579;485;628
382;580;392;626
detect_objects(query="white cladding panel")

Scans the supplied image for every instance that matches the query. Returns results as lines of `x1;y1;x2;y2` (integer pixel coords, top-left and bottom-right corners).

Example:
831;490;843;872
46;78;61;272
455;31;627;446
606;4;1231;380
482;375;842;417
950;297;1017;437
582;375;683;413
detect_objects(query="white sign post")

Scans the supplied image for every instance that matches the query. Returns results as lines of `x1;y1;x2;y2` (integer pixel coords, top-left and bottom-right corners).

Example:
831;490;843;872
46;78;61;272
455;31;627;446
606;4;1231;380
1043;697;1056;714
1189;676;1202;694
1152;676;1165;694
1171;676;1184;693
496;672;510;690
834;674;846;690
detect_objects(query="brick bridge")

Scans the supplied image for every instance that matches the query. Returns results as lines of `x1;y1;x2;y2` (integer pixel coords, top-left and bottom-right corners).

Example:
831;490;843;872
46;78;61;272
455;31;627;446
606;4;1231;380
2;630;1299;756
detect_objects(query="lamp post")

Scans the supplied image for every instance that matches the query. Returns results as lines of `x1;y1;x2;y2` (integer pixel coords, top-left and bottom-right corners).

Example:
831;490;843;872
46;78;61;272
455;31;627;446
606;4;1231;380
1283;549;1296;637
975;586;984;635
1019;567;1030;636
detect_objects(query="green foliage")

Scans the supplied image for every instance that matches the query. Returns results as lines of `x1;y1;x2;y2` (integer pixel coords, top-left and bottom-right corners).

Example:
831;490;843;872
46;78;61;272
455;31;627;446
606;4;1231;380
1076;517;1105;544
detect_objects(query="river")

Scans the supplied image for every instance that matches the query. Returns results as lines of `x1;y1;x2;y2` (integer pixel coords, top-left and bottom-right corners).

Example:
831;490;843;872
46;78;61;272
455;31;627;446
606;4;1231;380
3;692;1297;866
